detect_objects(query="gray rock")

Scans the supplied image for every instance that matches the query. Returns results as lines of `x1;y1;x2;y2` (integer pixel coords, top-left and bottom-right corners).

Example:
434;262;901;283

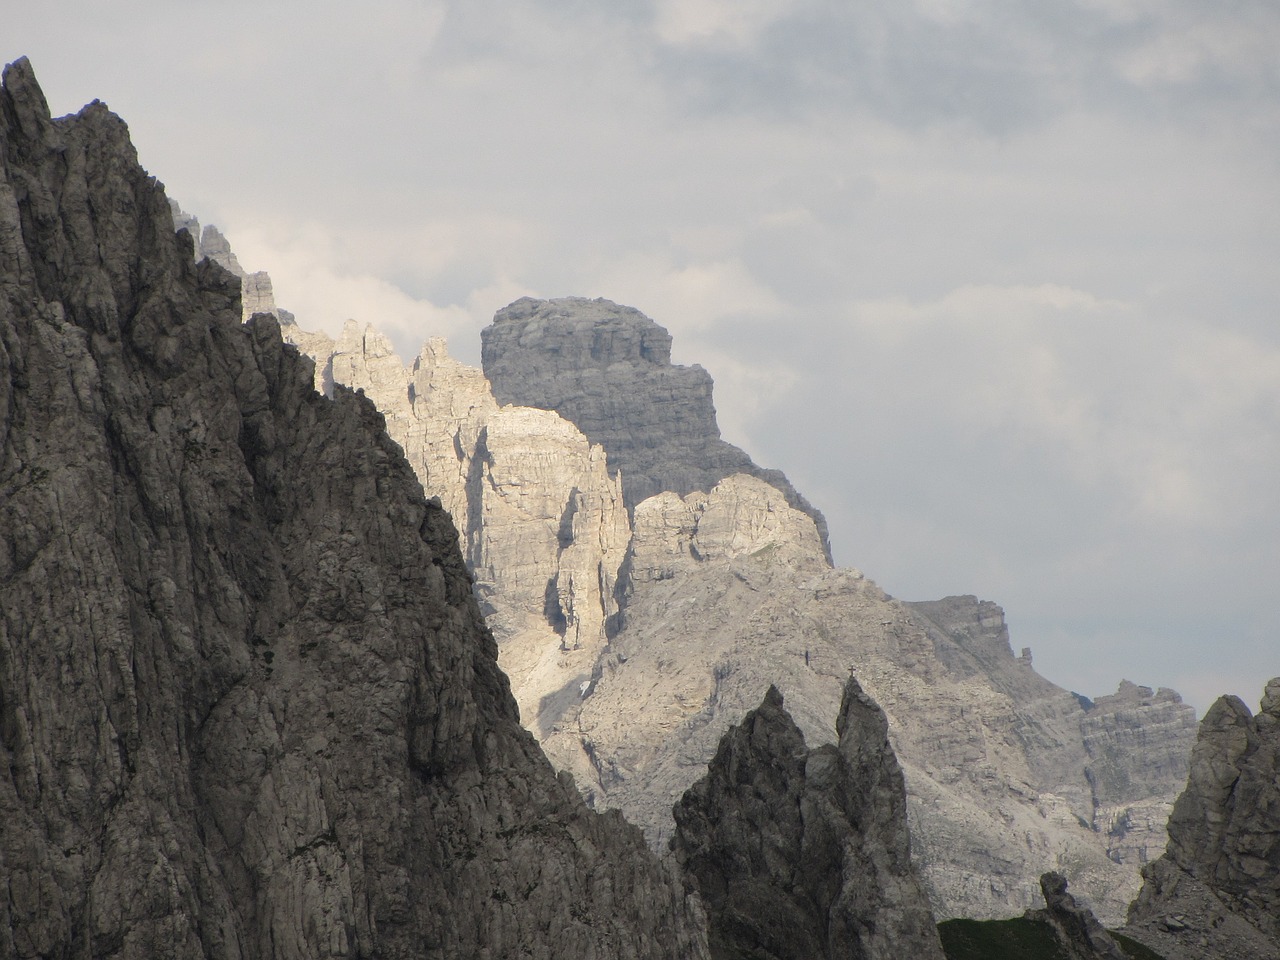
169;200;290;324
480;296;832;559
0;56;708;960
1026;872;1128;960
671;680;945;960
1123;678;1280;960
1083;680;1197;868
160;157;1197;934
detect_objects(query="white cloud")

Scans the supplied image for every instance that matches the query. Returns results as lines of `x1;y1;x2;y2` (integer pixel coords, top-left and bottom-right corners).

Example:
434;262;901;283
10;0;1277;714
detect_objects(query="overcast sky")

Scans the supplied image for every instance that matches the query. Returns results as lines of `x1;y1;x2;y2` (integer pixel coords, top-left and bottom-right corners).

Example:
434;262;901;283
10;0;1279;714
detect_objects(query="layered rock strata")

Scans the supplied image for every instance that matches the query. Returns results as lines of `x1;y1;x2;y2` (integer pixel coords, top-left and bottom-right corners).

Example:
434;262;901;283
480;295;832;558
0;58;708;959
671;682;945;960
1081;681;1198;867
1123;678;1280;960
273;321;631;770
169;183;1195;927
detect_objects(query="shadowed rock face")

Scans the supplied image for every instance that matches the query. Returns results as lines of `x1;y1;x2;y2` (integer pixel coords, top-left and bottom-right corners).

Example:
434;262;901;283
1123;678;1280;960
283;294;1196;923
0;57;708;960
480;296;832;558
671;680;944;960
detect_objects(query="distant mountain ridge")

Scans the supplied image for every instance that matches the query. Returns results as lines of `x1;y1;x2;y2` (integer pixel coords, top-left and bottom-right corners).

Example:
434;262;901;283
255;305;1194;921
167;168;1197;926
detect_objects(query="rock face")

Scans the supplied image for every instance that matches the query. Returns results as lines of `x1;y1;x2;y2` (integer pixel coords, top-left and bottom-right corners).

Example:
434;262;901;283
1123;678;1280;960
1082;681;1198;868
1026;873;1128;960
480;296;831;557
167;169;1197;928
169;200;290;324
273;321;632;770
671;682;945;960
266;295;1196;924
0;58;708;959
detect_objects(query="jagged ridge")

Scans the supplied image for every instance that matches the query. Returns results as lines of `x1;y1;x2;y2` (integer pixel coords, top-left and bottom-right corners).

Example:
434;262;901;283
0;57;706;960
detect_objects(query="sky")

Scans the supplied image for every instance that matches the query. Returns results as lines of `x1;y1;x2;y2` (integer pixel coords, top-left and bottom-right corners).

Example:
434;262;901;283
8;0;1279;715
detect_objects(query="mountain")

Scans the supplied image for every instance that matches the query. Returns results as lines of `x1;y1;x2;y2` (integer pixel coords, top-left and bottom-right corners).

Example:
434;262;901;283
0;57;709;959
1122;678;1280;960
671;680;945;960
261;291;1196;922
481;295;831;557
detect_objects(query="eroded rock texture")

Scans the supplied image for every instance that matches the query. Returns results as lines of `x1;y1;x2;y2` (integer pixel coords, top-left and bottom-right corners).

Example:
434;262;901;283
0;58;708;960
275;322;631;777
671;681;944;960
169;200;288;324
480;296;831;556
173;185;1197;927
273;303;1196;924
1026;873;1127;960
1082;681;1198;868
1123;678;1280;960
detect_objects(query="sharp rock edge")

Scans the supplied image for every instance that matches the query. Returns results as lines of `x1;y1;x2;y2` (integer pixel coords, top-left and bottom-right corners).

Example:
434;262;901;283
0;56;709;960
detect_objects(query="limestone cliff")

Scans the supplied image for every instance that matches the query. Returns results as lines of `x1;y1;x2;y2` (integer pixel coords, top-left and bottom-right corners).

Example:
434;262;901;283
0;58;708;959
169;200;288;324
1081;681;1198;868
1123;678;1280;960
671;681;945;960
273;321;632;773
480;296;832;558
166;167;1196;929
264;296;1195;924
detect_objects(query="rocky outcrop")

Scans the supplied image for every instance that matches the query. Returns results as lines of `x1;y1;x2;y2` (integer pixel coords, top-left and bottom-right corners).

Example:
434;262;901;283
1082;681;1197;867
1026;873;1128;960
273;298;1194;924
0;57;708;959
1123;678;1280;960
627;473;829;587
273;321;632;768
568;548;1159;922
163;175;1196;930
169;199;289;324
480;296;832;558
671;682;944;960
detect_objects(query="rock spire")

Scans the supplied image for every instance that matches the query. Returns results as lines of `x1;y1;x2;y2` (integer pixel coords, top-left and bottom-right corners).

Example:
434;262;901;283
671;680;945;960
1123;678;1280;960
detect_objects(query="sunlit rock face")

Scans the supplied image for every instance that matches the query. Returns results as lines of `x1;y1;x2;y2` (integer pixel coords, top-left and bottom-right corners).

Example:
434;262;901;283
481;295;832;555
281;302;1197;925
175;173;1198;930
1123;678;1280;960
0;57;708;960
279;325;632;775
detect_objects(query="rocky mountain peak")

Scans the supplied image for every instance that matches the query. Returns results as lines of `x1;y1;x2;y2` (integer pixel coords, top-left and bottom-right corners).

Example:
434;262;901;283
154;114;1198;932
671;677;945;960
481;296;832;558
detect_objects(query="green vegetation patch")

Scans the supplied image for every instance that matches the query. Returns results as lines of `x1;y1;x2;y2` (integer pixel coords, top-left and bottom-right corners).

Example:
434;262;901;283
937;917;1166;960
939;917;1069;960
